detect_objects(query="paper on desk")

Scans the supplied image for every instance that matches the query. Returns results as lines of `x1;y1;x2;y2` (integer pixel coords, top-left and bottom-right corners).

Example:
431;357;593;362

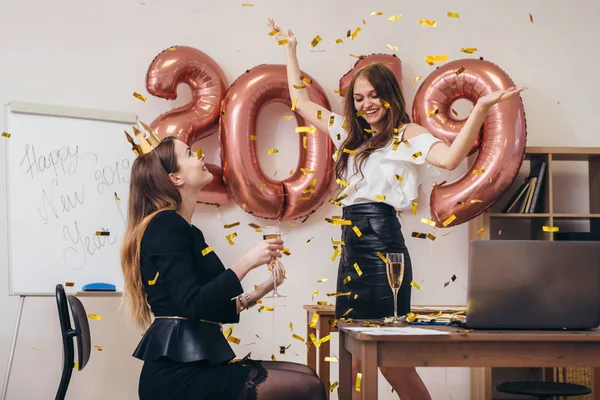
344;327;449;335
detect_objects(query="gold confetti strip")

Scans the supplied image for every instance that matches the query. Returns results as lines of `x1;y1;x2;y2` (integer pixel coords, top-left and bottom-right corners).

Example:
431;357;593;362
448;12;460;18
74;363;79;370
241;3;254;6
376;252;387;263
412;201;418;215
443;215;456;227
410;281;422;292
341;308;353;318
317;301;329;306
320;334;332;344
95;230;110;236
335;38;343;44
336;179;350;187
201;246;214;256
291;97;298;110
352;226;362;237
224;326;234;338
302;136;307;149
331;246;341;261
364;128;375;134
529;13;534;23
148;271;159;286
293;333;305;342
353;262;363;276
543;226;559;232
282;248;291;256
133;92;147;102
424;54;449;64
293;84;306;89
472;168;486;174
356;110;366;117
477;228;485;234
427;109;439;115
381;100;391;109
284;115;293;121
271;354;276;361
356;372;363;391
1;132;11;138
427;233;436;241
395;174;404;183
325;356;338;362
88;314;102;321
311;35;322;47
327;291;351;297
242;203;247;210
309;332;320;348
248;223;262;232
296;126;316;134
388;14;402;22
267;148;279;155
226;232;238;246
227;336;241;344
256;334;261;339
420;19;437;27
412;151;423;159
351;27;361;40
224;222;240;229
309;313;319;328
413;76;422;83
451;108;459;117
65;282;75;287
312;289;320;301
498;229;503;236
289;321;294;331
194;148;203;159
374;194;386;201
330;381;339;392
470;199;482;204
386;44;399;51
317;278;329;284
420;218;436;227
443;274;457;288
343;276;351;285
250;135;257;141
343;148;357;155
114;192;120;201
350;53;364;59
268;29;279;36
259;305;275;312
412;232;427;239
279;344;291;354
306;237;315;243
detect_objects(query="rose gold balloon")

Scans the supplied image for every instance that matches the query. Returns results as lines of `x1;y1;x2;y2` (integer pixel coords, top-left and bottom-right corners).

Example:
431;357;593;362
413;59;527;228
146;45;228;144
339;54;403;96
146;45;230;206
198;163;230;206
219;64;334;220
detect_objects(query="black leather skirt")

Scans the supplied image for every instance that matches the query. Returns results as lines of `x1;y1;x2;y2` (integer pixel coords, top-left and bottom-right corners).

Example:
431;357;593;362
336;202;413;319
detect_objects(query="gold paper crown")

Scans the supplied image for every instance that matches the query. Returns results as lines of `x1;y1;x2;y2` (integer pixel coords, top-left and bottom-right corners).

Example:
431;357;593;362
125;121;161;157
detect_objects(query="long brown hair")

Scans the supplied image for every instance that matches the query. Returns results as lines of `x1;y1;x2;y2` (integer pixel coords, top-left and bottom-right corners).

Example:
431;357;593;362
120;136;181;329
335;63;411;186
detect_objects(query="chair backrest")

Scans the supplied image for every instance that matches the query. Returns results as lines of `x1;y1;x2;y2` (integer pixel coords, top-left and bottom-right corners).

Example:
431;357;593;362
55;284;92;400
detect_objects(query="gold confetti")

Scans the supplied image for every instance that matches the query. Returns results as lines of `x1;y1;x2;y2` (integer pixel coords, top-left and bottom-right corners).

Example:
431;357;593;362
472;168;486;174
498;229;503;236
412;151;423;159
194;148;203;160
427;109;439;115
349;53;364;59
250;135;257;140
388;14;402;21
325;356;338;362
201;246;214;256
451;108;459;117
427;233;436;241
271;354;276;361
477;228;485;234
412;232;426;239
227;336;241;344
319;334;332;344
296;126;316;134
356;110;366;117
420;19;437;27
74;363;79;369
226;232;237;246
113;192;120;201
376;252;387;263
259;305;275;312
442;215;456;227
224;326;234;338
279;344;291;354
353;262;363;276
543;225;559;232
335;38;343;44
87;314;102;321
248;223;262;232
65;282;75;287
448;12;460;18
351;27;361;40
413;76;422;83
356;372;363;391
343;276;351;285
317;278;329;284
461;48;478;54
284;115;293;120
381;100;391;109
327;291;351;297
412;201;418;215
394;174;405;183
420;218;436;227
424;54;449;64
364;128;375;134
331;246;341;261
311;35;322;47
529;13;534;23
224;222;240;229
241;3;254;6
443;274;457;288
309;313;319;328
242;203;247;210
312;289;320;301
341;308;353;318
291;97;298;110
309;333;320;347
470;199;482;204
289;322;293;331
268;29;279;36
267;148;279;155
133;92;147;102
148;271;159;286
336;179;350;187
386;44;399;51
343;148;356;155
374;195;386;201
293;333;305;342
330;381;339;392
410;281;423;291
352;226;362;237
302;136;307;149
293;84;306;89
1;132;11;138
282;248;291;256
95;230;110;236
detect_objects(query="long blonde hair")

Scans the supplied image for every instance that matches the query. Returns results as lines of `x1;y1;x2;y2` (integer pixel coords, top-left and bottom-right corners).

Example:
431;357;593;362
121;136;182;329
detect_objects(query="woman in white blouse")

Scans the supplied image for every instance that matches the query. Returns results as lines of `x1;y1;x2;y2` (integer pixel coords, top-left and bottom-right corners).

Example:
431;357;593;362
269;19;525;400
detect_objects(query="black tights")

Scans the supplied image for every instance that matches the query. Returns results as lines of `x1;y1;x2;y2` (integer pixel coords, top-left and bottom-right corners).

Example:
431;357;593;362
256;361;327;400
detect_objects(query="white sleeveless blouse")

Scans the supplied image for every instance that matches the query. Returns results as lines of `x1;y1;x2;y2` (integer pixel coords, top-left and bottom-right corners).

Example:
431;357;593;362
328;112;442;211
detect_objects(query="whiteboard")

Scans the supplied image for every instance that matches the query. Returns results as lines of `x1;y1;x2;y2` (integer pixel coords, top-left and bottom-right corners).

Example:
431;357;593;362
4;102;137;295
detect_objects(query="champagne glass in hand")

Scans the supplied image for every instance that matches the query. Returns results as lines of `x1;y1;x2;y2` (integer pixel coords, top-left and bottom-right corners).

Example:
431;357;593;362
386;253;405;322
263;225;285;298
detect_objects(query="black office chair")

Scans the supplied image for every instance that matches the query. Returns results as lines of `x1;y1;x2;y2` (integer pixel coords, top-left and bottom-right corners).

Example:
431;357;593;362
55;284;91;400
496;380;591;400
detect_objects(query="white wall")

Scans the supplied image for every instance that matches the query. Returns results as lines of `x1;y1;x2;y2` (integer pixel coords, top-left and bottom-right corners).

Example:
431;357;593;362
0;0;598;399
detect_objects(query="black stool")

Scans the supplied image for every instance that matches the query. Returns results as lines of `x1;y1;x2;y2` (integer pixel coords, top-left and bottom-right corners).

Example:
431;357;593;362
496;381;591;400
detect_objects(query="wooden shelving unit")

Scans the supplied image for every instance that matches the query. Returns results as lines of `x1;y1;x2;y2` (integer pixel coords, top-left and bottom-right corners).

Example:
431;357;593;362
468;146;600;400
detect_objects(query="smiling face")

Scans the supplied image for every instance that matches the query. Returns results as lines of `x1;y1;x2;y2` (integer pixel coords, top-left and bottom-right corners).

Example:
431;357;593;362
169;139;213;191
353;76;386;132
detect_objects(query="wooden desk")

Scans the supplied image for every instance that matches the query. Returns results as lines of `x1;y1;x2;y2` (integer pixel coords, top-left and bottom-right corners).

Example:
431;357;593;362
339;323;600;400
303;304;466;397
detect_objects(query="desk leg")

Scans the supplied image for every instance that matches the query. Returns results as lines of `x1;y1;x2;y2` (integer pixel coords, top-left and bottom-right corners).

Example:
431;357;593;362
360;341;378;400
339;331;352;400
318;315;331;397
307;311;317;373
592;368;600;400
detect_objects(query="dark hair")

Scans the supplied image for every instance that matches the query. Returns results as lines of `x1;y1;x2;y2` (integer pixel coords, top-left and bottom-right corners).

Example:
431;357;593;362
335;63;411;187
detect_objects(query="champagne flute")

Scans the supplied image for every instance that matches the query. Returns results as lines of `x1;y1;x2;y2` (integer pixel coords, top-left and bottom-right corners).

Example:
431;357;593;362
263;225;285;298
386;253;405;322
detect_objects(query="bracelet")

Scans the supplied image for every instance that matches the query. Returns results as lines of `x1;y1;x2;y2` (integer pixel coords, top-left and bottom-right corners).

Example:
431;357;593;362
244;293;256;309
237;294;248;310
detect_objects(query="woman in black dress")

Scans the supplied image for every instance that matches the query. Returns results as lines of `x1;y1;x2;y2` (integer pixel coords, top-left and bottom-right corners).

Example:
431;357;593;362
121;135;327;400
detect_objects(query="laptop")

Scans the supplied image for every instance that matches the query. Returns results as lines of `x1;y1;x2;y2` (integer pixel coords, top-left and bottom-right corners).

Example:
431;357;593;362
466;240;600;330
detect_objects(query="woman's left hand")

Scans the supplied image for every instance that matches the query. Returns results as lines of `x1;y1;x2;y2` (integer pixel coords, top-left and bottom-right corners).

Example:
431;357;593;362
477;86;527;110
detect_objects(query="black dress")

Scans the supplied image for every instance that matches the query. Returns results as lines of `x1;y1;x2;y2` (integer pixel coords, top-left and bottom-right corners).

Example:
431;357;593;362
133;210;267;400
